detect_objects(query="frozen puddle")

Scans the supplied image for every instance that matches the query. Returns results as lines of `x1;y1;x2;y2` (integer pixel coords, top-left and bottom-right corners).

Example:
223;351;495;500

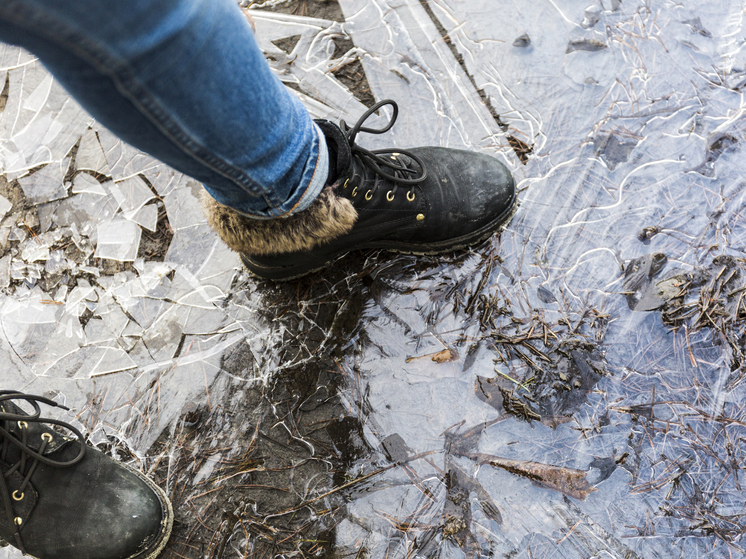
2;0;746;557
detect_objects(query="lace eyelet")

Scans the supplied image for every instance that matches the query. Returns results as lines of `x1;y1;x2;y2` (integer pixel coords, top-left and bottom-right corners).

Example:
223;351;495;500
12;491;23;501
351;187;358;197
386;191;395;202
416;214;425;221
14;517;22;526
17;421;27;429
407;191;415;202
41;433;53;443
365;190;373;201
343;178;349;189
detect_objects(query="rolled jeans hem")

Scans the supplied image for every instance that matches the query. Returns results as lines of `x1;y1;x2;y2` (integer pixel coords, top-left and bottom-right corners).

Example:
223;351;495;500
222;122;328;219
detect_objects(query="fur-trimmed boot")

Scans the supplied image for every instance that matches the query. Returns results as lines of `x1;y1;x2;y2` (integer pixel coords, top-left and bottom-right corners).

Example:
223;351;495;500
204;99;516;280
0;391;173;559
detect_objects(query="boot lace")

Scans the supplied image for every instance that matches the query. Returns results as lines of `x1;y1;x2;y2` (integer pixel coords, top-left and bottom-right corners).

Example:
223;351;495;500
0;391;85;554
339;100;428;200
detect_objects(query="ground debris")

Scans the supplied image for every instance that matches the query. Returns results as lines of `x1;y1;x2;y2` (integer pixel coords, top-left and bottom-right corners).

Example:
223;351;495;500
407;347;459;363
507;135;534;164
566;39;608;53
513;33;531;47
644;255;746;385
474;302;608;426
623;253;673;311
601;369;746;545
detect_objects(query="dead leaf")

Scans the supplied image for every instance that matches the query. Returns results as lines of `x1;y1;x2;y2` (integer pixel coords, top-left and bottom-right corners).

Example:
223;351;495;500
431;348;458;363
463;452;597;500
406;348;459;363
566;39;607;53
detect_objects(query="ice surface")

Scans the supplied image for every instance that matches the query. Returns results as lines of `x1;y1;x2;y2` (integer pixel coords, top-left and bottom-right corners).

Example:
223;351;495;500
16;158;70;205
94;219;142;261
2;0;746;557
75;128;109;174
109;176;155;214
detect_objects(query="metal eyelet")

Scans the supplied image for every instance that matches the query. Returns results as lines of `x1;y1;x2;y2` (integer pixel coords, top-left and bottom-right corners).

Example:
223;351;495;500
365;190;373;201
41;433;53;443
14;517;22;526
407;191;415;202
12;491;23;501
17;421;27;429
386;191;395;202
351;187;358;197
343;178;349;189
416;214;425;221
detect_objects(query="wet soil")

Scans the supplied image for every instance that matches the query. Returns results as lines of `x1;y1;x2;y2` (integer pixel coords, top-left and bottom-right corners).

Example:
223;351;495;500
150;261;374;558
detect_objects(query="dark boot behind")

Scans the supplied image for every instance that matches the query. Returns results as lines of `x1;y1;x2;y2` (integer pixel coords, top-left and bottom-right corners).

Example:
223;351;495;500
0;391;173;559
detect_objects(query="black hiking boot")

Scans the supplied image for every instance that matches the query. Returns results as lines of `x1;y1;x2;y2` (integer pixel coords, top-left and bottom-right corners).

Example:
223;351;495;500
0;391;173;559
204;100;516;280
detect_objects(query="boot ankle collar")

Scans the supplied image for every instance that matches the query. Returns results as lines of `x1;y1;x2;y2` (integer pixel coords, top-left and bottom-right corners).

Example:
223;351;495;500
320;100;428;188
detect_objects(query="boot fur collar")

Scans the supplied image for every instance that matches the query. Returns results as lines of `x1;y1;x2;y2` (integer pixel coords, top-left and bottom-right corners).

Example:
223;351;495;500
202;184;357;256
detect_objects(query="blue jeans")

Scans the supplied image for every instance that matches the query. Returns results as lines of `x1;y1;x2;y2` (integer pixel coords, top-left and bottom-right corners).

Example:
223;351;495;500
0;0;328;218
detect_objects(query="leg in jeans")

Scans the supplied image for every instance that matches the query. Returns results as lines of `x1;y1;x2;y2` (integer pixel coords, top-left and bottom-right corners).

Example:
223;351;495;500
0;0;328;218
0;0;516;281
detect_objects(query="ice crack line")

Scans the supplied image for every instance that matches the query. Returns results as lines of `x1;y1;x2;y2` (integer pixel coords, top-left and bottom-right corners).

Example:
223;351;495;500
414;0;533;164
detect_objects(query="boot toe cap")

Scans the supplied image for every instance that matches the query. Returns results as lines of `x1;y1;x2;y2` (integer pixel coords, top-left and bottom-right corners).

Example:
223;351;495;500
414;147;516;239
16;450;173;559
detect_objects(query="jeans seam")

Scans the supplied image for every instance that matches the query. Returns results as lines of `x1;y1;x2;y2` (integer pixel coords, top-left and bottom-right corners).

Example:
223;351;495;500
0;2;279;205
113;68;270;201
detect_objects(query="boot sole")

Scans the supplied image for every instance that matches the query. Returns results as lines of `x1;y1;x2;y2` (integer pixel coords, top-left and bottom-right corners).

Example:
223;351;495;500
242;192;518;281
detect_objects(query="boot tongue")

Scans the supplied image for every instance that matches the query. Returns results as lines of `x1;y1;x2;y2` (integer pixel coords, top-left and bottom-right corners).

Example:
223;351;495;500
314;119;352;185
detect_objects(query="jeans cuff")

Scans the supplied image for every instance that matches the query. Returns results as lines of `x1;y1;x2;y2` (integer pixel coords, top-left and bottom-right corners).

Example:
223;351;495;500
221;122;328;220
268;122;328;218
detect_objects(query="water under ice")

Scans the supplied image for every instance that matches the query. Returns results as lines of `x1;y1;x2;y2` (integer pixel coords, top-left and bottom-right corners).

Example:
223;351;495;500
2;0;746;557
